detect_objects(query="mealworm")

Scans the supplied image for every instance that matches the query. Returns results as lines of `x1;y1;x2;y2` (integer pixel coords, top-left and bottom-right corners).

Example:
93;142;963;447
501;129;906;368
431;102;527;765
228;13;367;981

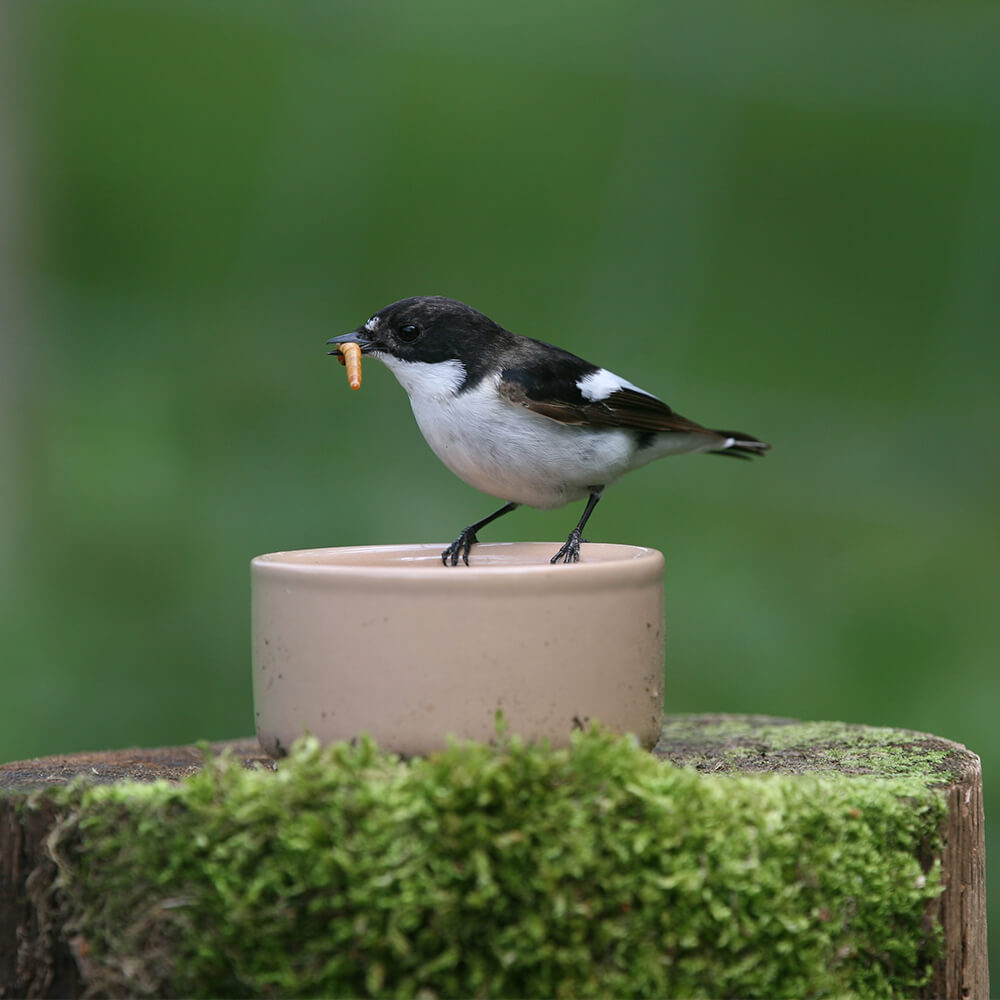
337;342;362;390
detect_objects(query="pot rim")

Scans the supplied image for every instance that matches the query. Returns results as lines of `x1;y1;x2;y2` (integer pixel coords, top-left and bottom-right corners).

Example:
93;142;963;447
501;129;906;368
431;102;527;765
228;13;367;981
252;542;663;582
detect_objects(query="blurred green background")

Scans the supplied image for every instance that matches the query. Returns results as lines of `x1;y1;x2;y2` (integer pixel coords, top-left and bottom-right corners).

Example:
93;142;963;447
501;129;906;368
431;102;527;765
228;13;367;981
3;0;997;977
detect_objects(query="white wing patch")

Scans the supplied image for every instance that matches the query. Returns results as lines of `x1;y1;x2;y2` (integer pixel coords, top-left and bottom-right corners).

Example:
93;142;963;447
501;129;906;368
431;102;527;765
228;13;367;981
576;368;655;402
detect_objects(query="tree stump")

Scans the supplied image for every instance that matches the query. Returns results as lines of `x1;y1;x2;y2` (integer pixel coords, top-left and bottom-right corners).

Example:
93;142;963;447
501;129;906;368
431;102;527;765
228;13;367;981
651;715;988;1000
0;716;987;998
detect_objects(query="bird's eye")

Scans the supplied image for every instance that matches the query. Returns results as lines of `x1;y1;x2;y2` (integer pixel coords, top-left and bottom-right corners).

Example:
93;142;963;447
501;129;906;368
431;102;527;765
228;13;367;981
398;323;421;342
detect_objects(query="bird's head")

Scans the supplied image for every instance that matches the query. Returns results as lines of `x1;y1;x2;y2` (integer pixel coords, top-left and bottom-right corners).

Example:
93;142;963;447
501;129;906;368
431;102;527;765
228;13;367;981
328;296;503;364
328;296;511;396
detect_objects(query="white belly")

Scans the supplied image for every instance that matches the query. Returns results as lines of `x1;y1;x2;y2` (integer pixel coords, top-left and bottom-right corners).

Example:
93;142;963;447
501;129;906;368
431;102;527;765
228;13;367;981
406;374;637;509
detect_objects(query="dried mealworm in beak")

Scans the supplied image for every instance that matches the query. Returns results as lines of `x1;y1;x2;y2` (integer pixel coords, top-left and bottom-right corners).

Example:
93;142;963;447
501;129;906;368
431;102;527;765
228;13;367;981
338;342;362;390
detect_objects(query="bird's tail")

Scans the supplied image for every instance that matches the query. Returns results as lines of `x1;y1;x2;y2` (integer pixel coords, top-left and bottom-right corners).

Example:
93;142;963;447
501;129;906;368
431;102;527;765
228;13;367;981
708;429;771;460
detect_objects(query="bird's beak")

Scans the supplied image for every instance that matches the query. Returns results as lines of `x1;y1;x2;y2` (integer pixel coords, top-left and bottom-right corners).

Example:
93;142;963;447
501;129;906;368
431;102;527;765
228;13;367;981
327;330;376;356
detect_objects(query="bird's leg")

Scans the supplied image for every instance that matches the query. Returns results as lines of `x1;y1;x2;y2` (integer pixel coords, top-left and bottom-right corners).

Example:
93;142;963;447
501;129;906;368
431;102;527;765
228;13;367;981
551;490;603;564
442;502;520;566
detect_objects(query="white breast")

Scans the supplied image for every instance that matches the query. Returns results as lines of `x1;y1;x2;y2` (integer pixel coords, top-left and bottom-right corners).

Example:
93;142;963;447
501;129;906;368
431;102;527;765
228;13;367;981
378;357;638;509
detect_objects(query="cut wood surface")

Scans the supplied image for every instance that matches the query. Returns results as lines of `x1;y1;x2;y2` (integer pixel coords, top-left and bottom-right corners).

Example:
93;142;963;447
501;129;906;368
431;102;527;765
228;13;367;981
0;715;987;999
0;738;271;791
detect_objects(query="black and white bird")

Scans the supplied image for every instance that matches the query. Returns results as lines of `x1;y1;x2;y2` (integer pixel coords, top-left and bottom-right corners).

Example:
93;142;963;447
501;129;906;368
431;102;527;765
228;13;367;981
328;296;769;565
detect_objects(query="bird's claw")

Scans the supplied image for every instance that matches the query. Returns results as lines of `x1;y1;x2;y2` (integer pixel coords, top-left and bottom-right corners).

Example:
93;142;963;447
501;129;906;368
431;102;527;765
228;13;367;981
442;528;478;566
550;531;584;564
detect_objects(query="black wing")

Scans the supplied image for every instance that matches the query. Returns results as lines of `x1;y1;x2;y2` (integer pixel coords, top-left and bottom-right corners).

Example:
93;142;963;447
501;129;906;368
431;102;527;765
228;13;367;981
497;360;769;457
498;368;711;435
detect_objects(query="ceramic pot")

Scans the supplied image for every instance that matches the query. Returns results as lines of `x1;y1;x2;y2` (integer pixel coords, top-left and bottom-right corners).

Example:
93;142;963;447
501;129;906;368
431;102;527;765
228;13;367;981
252;542;664;757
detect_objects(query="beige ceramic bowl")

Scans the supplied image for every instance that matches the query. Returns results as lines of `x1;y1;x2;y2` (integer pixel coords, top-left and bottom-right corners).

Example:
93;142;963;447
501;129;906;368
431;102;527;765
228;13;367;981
251;542;664;757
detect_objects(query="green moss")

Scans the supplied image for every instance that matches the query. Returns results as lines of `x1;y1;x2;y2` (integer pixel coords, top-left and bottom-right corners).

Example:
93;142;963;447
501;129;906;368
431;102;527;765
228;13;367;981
657;716;961;783
47;727;944;999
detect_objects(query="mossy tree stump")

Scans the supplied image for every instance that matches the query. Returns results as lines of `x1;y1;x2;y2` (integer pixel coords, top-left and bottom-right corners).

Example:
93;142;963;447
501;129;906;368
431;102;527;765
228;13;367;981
0;716;987;998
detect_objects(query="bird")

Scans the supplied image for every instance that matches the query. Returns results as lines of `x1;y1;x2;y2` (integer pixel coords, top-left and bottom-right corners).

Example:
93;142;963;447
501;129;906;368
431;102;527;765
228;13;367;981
328;296;769;565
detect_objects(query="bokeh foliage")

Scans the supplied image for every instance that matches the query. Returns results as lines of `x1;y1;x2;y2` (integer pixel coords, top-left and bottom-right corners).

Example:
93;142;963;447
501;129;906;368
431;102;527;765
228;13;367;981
3;0;997;978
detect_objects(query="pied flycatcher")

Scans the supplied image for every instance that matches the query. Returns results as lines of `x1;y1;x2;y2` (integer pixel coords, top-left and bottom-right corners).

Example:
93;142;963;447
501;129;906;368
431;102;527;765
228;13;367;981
328;296;769;565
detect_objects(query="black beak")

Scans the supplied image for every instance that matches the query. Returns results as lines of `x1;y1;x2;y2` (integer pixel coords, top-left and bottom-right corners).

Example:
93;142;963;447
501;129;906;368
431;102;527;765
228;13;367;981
327;330;375;356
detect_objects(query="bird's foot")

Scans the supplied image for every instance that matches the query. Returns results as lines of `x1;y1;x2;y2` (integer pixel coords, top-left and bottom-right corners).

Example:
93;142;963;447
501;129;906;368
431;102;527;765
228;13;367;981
442;528;479;566
550;531;586;564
